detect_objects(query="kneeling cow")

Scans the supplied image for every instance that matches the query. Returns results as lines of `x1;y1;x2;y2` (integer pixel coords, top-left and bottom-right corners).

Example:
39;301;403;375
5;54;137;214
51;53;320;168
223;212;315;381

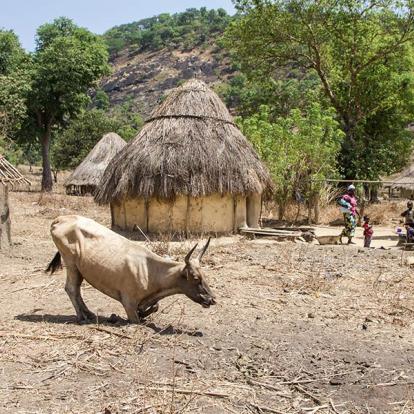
46;215;216;323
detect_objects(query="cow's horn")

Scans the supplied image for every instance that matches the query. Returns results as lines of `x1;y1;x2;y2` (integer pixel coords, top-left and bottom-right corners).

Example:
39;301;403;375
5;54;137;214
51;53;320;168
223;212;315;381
198;237;211;262
185;243;198;264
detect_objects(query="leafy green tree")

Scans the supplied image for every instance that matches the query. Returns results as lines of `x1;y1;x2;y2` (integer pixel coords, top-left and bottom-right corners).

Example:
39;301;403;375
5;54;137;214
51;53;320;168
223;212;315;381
218;72;320;119
238;103;344;221
226;0;414;179
52;109;122;170
94;89;110;111
52;107;143;170
24;17;110;191
0;30;31;160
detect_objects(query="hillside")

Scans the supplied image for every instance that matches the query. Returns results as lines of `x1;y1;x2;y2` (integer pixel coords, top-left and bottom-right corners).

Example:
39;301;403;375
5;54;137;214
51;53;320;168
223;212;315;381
99;8;236;118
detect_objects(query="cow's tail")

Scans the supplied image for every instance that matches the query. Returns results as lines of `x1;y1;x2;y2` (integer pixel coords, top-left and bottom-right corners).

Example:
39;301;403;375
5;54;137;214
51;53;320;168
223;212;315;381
46;252;62;274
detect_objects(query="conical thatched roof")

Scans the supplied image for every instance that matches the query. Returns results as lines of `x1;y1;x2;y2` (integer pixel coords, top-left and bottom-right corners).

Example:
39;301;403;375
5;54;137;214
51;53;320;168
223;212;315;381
0;155;30;186
95;79;273;204
65;132;126;194
391;158;414;191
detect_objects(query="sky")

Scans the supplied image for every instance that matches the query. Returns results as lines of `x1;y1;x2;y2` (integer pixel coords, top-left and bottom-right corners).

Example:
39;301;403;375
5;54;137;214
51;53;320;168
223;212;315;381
0;0;236;50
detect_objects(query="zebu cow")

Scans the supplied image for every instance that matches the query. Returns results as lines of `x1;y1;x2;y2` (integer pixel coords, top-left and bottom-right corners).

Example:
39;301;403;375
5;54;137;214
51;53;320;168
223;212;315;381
46;215;216;323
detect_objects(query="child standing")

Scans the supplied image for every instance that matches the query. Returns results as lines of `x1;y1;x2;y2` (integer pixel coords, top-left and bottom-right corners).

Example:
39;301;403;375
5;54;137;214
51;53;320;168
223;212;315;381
363;216;373;248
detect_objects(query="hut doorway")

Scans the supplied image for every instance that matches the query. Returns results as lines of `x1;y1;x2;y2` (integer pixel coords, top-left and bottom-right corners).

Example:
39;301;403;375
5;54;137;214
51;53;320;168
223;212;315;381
246;194;261;228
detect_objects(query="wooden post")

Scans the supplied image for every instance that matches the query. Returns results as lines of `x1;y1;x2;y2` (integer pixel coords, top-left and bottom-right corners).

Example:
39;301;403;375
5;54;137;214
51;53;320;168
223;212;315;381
313;193;320;224
0;184;11;249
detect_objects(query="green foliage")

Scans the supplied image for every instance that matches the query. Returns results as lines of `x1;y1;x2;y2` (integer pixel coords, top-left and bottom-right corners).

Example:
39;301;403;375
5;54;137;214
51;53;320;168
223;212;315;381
52;109;121;170
103;8;232;55
238;103;344;219
226;0;414;179
0;30;27;74
52;106;143;170
29;17;110;125
93;89;110;110
0;30;31;160
218;72;321;119
19;17;110;190
109;99;144;140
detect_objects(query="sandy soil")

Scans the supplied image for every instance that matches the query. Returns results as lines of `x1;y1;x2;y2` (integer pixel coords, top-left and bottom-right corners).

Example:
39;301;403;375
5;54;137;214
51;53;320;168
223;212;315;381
1;189;414;414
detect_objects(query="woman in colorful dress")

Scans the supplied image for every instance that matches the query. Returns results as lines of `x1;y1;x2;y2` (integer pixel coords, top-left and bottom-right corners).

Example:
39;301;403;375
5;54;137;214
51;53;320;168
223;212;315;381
338;184;359;245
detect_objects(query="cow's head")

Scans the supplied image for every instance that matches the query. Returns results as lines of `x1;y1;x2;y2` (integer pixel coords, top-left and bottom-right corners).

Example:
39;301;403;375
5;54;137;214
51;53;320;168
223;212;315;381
179;238;216;308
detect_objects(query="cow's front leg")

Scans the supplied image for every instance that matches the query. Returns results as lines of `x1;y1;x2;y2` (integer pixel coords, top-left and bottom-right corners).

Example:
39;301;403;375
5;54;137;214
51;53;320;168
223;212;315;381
121;297;141;323
138;303;159;319
65;267;95;323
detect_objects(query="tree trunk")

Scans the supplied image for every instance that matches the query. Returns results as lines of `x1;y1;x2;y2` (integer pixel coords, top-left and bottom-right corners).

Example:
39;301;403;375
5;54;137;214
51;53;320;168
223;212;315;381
0;184;11;249
41;127;53;192
278;202;286;220
313;193;320;224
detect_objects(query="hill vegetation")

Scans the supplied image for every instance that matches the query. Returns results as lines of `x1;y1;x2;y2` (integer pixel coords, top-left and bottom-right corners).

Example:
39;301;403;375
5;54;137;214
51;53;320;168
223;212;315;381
103;8;232;55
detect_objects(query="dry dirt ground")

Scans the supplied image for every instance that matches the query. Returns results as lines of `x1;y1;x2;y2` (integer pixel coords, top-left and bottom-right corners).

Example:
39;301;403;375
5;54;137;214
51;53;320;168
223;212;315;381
1;187;414;414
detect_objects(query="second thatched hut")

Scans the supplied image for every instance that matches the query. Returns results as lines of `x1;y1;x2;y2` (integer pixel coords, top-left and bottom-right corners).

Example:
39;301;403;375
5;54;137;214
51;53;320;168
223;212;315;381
95;79;273;234
65;132;126;196
390;159;414;199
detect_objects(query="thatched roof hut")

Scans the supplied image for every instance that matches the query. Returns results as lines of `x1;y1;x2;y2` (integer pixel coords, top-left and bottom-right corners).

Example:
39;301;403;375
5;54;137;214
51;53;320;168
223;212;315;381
95;79;273;234
65;132;126;196
390;157;414;199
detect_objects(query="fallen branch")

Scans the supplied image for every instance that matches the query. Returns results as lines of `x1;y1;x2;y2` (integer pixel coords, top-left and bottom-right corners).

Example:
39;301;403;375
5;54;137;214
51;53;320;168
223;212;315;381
294;384;323;405
134;385;228;398
303;405;329;413
247;379;292;398
88;326;132;339
330;399;342;414
249;403;286;414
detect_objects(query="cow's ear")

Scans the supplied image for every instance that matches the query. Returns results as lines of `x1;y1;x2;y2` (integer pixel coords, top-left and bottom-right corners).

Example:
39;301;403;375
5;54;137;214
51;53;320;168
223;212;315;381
182;267;190;280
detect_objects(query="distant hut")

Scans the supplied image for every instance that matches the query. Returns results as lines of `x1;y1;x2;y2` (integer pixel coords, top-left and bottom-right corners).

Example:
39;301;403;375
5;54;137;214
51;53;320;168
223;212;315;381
0;155;31;249
65;132;126;196
95;79;273;234
391;160;414;199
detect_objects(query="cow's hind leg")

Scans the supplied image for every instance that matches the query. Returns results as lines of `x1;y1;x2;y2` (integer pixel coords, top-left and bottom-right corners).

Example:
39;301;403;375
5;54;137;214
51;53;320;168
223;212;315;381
65;267;95;322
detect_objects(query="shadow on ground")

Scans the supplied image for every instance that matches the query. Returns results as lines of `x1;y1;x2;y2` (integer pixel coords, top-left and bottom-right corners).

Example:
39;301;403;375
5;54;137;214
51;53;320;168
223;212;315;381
15;313;203;337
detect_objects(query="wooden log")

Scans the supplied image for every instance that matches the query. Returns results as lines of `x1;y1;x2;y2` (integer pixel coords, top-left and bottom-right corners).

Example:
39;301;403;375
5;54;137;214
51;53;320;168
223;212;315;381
0;184;11;249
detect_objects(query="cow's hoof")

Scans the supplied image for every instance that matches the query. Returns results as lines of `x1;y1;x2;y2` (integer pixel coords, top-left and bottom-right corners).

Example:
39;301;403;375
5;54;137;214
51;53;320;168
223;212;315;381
76;312;96;324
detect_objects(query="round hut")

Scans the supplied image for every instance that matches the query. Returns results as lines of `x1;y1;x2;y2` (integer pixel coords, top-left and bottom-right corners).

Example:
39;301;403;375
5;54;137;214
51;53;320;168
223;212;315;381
65;132;126;196
391;162;414;199
95;79;273;234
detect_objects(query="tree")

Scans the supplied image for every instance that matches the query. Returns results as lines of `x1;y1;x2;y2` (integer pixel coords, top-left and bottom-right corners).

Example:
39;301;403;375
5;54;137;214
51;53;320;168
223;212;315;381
52;107;143;170
52;109;122;170
93;89;110;111
0;30;31;161
217;72;320;119
238;103;344;221
24;17;109;191
226;0;414;179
